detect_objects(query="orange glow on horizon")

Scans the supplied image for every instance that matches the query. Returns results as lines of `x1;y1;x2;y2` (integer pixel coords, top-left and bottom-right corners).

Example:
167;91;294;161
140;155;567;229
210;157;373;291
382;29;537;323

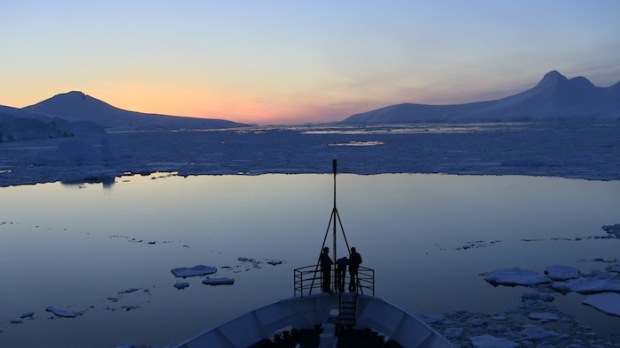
83;81;387;125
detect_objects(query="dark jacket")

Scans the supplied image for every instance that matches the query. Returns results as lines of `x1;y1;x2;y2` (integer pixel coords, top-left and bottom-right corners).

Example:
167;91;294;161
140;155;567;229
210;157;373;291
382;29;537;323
349;252;362;271
336;257;348;271
320;252;333;271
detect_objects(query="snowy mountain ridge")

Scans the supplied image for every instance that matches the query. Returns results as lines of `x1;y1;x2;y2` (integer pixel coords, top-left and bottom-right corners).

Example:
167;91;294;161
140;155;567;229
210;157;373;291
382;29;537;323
342;71;620;124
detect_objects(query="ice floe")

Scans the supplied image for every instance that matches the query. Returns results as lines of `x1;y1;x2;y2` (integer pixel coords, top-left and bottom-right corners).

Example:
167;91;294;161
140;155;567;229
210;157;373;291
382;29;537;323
583;293;620;317
544;264;580;281
170;263;237;288
202;277;235;286
519;325;559;340
118;288;141;294
45;306;77;318
484;267;551;286
603;224;620;238
428;303;618;347
120;305;139;312
552;277;620;294
171;265;217;278
483;261;620;324
527;312;559;322
174;282;190;290
169;257;281;288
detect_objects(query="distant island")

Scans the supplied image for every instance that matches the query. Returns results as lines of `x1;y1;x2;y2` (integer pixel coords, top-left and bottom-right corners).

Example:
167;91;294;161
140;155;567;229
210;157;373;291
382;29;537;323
341;71;620;124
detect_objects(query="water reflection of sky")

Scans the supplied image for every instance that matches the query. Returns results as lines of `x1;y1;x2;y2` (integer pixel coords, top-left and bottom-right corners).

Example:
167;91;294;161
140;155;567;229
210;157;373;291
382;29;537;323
1;173;619;347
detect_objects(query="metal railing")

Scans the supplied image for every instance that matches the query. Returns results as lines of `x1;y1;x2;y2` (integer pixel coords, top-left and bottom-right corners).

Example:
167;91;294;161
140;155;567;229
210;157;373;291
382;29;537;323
357;266;375;296
294;265;374;298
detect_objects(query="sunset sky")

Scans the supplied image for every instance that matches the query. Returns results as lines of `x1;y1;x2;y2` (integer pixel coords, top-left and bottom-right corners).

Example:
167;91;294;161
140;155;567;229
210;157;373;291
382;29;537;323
2;1;619;125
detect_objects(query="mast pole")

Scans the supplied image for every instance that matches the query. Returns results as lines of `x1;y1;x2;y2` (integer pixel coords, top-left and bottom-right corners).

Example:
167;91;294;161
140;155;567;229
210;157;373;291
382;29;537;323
333;159;337;209
332;159;338;281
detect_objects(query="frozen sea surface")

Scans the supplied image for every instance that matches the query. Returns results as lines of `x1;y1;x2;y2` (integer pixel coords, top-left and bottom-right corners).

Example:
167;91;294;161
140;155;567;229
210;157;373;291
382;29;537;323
1;121;619;188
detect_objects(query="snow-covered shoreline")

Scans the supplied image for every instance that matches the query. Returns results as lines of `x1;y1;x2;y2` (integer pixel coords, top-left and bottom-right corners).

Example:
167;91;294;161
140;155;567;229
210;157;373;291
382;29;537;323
1;121;619;188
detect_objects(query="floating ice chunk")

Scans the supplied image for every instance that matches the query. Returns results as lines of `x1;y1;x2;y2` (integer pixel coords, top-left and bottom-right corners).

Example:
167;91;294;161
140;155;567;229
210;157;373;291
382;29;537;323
470;334;518;348
118;288;140;294
46;306;76;318
329;140;384;147
602;224;620;238
237;257;263;269
484;268;551;286
552;277;620;294
238;257;256;263
121;305;139;311
528;312;559;322
171;265;217;278
20;312;35;319
174;282;190;290
202;277;234;286
583;293;620;317
544;264;580;281
519;325;559;340
610;264;620;273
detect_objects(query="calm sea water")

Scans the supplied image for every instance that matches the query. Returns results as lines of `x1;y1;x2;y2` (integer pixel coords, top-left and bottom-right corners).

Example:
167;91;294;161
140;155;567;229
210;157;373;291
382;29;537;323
1;174;619;347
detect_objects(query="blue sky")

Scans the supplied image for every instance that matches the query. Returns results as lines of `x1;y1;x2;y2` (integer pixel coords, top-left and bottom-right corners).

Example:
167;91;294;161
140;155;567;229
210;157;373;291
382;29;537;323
2;1;619;124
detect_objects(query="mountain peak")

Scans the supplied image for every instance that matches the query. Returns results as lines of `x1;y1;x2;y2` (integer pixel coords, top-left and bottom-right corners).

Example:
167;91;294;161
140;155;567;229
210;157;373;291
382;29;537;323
25;91;114;118
51;91;97;103
542;70;566;80
536;70;568;88
64;91;88;98
534;70;599;94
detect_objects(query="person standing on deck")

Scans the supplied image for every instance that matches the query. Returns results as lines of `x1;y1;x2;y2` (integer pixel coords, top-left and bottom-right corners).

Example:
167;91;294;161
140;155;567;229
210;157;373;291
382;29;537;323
335;256;348;293
320;247;333;293
348;247;362;292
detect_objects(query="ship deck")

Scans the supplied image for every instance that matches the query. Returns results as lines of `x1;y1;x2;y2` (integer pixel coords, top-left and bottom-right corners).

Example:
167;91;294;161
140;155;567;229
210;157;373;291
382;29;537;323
250;326;404;347
177;294;451;348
